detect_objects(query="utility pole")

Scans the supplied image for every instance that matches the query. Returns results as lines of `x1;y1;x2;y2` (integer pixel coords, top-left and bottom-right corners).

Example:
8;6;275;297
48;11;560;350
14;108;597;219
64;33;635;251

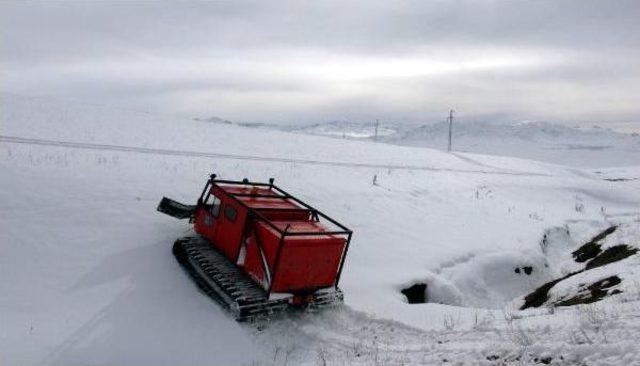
447;109;454;152
374;119;380;142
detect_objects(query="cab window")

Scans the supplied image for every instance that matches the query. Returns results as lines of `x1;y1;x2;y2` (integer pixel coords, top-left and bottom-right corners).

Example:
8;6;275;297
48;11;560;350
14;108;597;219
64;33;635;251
224;204;237;222
205;194;222;218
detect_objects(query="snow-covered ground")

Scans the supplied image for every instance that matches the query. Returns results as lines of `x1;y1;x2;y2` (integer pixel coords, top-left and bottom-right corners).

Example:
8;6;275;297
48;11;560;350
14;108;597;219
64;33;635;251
2;93;640;365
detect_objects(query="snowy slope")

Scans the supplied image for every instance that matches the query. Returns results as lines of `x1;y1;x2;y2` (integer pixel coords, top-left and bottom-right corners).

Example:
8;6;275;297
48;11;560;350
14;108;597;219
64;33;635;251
383;120;640;168
215;117;640;168
2;94;640;365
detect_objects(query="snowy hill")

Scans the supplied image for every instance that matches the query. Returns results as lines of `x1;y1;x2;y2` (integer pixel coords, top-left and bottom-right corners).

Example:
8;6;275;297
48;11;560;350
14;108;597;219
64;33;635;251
212;117;640;168
383;120;640;168
2;94;640;365
290;120;398;139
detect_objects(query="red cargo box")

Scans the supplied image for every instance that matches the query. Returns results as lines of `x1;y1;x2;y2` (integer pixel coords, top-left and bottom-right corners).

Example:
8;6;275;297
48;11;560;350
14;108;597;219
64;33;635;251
242;220;346;292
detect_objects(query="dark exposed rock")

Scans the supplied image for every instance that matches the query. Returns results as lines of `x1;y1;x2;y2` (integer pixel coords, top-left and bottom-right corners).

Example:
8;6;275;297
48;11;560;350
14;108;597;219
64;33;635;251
573;242;602;263
539;356;553;364
521;274;573;310
515;266;533;275
521;226;635;310
555;276;622;307
586;245;638;270
604;178;637;182
572;226;617;262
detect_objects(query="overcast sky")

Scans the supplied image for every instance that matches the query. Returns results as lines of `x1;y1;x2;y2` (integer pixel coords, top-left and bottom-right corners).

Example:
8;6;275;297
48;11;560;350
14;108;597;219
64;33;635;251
1;1;639;128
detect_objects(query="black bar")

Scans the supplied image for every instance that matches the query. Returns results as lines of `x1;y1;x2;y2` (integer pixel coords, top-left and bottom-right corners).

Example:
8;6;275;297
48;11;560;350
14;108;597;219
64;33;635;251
231;193;289;199
210;178;352;239
254;207;312;212
212;177;352;233
334;232;352;287
197;177;213;205
270;185;351;231
267;224;290;295
251;222;272;287
251;210;287;234
284;230;351;236
215;179;272;187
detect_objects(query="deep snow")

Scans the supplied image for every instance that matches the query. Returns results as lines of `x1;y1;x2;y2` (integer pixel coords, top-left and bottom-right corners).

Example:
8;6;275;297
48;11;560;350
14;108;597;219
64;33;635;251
2;93;640;365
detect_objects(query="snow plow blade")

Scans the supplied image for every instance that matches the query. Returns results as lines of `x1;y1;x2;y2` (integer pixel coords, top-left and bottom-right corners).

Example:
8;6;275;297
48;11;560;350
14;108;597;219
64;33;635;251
157;197;196;219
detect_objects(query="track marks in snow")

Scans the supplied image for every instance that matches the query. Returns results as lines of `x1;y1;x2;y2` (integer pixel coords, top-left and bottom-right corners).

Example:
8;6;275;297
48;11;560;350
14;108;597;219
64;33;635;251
253;307;441;365
252;304;640;365
434;252;478;275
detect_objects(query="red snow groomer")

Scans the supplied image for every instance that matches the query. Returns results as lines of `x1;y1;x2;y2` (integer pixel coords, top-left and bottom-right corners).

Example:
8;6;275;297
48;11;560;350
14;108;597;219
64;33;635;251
158;174;352;321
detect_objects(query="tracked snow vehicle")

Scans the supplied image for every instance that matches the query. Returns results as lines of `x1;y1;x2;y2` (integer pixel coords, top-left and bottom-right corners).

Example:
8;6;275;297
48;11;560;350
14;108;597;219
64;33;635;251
158;174;352;321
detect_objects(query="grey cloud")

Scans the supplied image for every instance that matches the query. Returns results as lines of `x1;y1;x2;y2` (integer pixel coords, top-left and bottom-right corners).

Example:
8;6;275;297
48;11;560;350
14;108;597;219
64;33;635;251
1;0;639;126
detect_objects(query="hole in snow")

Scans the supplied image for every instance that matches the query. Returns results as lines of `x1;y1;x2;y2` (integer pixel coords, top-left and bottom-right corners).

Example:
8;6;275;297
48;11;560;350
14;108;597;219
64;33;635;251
514;266;533;275
401;283;428;304
415;251;551;308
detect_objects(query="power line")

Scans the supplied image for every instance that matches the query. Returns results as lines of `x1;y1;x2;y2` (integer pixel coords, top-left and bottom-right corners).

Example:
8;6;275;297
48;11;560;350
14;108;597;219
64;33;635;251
374;119;379;142
447;109;454;152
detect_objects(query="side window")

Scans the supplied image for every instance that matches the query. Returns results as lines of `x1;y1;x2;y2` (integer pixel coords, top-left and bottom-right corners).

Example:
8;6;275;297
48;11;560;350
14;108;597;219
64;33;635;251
204;193;214;205
211;197;222;218
224;204;237;222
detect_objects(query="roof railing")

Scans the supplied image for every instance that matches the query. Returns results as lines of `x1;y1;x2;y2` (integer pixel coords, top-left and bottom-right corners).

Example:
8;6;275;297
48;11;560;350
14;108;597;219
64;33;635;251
209;176;352;237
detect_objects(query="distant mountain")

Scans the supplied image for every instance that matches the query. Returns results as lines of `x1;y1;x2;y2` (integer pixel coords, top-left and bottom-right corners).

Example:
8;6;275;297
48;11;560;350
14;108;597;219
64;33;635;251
381;120;639;167
192;117;400;138
193;116;233;125
384;120;631;146
192;114;639;167
288;120;399;139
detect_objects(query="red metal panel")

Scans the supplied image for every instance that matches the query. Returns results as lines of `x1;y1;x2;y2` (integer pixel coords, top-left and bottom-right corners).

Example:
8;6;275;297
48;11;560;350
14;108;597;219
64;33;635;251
260;210;310;221
238;197;298;209
242;222;280;289
269;220;341;235
220;185;279;197
244;220;346;293
236;192;310;221
213;199;247;260
194;207;217;241
270;235;345;293
194;185;249;262
242;234;268;287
